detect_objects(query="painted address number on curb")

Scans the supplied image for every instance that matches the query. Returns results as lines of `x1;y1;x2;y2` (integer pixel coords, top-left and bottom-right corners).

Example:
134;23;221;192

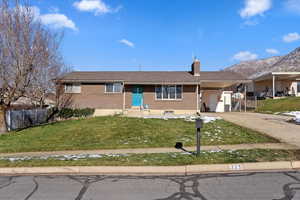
229;164;242;170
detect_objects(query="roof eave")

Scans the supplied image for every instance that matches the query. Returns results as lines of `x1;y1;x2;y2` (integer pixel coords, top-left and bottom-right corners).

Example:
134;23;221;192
200;80;251;83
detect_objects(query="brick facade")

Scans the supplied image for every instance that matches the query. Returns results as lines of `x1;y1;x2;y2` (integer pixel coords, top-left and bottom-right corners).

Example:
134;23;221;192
69;83;198;110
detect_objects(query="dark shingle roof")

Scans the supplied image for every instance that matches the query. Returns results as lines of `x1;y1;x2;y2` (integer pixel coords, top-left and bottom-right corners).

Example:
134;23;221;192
60;71;248;84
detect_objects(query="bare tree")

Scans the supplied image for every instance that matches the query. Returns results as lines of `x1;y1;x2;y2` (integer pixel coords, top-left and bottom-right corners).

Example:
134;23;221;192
26;33;65;108
0;0;65;133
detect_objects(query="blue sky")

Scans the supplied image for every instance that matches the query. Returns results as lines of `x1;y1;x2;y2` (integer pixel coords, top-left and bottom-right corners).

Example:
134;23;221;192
32;0;300;71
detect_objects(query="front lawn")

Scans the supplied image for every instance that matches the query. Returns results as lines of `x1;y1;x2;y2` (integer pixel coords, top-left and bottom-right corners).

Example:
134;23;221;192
0;149;297;167
0;116;278;153
256;97;300;114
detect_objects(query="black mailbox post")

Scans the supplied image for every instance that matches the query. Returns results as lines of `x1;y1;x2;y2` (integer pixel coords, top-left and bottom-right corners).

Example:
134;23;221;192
195;118;203;157
174;117;204;156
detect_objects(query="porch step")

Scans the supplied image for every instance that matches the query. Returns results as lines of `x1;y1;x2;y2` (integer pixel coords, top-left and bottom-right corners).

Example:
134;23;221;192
131;106;141;110
126;109;150;117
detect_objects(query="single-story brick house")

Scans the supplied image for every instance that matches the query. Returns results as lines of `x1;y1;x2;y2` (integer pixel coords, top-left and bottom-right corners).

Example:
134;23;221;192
60;60;250;116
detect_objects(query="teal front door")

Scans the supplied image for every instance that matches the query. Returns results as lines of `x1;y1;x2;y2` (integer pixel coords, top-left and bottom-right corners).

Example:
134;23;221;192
132;86;143;106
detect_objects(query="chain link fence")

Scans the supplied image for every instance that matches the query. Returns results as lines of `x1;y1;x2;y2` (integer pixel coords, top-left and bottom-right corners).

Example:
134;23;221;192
231;94;260;112
6;109;49;131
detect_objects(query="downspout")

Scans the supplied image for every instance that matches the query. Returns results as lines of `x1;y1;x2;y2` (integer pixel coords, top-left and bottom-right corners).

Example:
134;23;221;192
196;84;199;113
123;82;126;112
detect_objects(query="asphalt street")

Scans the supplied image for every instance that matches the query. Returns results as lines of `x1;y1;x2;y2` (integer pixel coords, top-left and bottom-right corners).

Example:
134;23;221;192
1;171;300;200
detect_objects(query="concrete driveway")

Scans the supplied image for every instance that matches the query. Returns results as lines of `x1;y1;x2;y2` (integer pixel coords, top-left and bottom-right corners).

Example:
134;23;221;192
206;112;300;148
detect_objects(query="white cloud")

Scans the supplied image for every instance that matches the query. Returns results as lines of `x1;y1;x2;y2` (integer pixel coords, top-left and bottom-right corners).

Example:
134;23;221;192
232;51;258;61
283;32;300;43
285;0;300;13
24;6;77;31
240;0;272;18
73;0;119;15
266;48;279;55
119;39;134;48
40;14;78;31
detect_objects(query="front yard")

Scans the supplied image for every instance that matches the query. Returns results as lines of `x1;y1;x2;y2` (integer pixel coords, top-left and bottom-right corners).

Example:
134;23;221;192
0;116;278;153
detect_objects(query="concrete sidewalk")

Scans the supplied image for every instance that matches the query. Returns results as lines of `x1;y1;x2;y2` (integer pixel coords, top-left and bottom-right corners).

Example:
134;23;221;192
207;112;300;148
0;161;299;175
0;143;296;158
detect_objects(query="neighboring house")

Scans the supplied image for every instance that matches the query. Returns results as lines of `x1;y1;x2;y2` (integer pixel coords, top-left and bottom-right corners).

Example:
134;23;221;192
248;72;300;98
60;60;249;115
11;93;56;109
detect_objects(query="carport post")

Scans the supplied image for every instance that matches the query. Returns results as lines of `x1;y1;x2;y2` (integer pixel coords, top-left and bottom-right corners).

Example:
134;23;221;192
273;75;276;98
255;96;258;109
244;85;247;112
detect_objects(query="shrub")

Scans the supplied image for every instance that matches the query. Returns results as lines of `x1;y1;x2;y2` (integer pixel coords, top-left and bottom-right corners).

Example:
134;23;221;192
80;108;95;117
58;108;73;119
58;108;95;119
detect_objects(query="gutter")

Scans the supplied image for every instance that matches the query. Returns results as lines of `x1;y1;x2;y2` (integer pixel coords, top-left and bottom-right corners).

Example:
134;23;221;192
56;79;252;85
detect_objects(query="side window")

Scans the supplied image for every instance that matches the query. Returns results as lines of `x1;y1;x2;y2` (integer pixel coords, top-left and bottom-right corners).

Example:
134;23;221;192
65;83;81;93
105;83;123;93
297;82;300;93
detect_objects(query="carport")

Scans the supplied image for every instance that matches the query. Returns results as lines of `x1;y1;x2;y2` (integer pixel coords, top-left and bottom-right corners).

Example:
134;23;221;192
253;72;300;98
200;79;251;112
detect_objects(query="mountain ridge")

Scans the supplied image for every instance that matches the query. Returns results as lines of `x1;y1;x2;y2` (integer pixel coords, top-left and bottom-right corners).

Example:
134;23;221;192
224;47;300;79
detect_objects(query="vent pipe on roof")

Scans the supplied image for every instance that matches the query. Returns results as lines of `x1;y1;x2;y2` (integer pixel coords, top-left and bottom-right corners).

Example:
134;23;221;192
191;58;200;76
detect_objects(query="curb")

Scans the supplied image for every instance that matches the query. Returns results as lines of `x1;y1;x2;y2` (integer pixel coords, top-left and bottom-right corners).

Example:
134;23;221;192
0;161;299;175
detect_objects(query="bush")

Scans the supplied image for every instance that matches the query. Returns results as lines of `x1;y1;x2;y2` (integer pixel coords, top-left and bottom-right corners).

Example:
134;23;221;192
58;108;95;119
80;108;95;117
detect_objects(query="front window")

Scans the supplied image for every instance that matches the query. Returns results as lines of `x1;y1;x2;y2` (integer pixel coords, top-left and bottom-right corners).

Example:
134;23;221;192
297;82;300;93
176;86;182;99
65;83;81;93
155;85;182;100
105;83;123;93
155;86;162;99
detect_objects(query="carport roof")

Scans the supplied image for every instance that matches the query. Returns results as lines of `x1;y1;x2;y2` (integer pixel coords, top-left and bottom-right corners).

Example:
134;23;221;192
254;72;300;82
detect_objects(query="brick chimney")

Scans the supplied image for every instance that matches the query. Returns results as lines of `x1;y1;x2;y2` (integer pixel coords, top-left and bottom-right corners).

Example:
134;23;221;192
191;59;200;76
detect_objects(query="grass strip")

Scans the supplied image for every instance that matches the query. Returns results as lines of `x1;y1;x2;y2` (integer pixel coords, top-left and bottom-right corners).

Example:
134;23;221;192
0;149;298;167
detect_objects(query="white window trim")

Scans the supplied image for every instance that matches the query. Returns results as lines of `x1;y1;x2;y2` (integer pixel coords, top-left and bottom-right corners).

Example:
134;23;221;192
64;83;81;94
155;85;183;101
105;82;123;93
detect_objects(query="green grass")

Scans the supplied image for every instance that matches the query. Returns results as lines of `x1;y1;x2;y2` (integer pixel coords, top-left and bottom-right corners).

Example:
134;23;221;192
256;97;300;114
0;149;297;167
0;116;278;153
